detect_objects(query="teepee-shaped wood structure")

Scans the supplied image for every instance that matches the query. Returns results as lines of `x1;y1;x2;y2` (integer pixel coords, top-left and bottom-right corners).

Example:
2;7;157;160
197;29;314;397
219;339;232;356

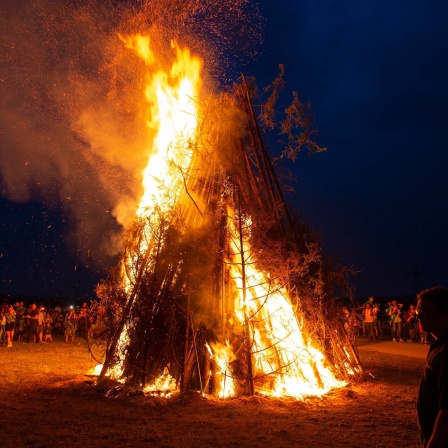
92;68;363;399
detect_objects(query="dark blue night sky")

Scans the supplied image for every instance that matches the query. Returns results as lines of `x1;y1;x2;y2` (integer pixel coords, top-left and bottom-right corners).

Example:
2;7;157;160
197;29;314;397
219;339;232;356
251;0;448;297
1;0;447;300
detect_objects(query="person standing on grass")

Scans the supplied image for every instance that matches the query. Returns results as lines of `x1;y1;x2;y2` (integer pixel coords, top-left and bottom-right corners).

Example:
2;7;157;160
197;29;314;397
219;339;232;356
372;303;382;340
14;302;26;335
362;303;376;342
37;305;46;343
4;305;16;348
405;304;419;342
416;286;448;448
43;313;53;342
387;300;403;342
65;308;77;343
0;306;6;345
27;303;39;343
78;302;89;338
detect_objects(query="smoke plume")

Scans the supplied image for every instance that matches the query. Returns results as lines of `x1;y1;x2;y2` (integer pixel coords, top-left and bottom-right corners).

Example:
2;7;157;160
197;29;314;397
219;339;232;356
0;0;262;272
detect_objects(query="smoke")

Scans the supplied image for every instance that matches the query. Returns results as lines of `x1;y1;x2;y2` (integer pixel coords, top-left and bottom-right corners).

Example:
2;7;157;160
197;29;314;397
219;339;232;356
0;0;262;272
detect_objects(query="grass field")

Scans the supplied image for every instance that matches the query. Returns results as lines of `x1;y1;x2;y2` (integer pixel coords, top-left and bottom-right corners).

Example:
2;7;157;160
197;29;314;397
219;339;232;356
0;335;424;447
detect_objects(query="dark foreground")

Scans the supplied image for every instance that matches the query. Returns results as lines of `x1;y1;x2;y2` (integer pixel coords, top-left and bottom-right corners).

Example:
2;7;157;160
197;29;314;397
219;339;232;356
0;337;424;448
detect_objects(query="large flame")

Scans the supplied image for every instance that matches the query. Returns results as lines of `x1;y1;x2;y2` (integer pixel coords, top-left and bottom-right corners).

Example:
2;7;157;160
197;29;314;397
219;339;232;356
118;34;202;289
101;35;345;399
120;34;202;232
218;211;345;398
101;35;203;381
123;36;202;218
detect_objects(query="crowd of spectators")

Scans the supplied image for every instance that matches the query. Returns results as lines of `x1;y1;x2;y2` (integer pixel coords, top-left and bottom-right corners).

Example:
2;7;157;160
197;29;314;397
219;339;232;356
0;301;92;347
2;296;430;349
341;296;431;344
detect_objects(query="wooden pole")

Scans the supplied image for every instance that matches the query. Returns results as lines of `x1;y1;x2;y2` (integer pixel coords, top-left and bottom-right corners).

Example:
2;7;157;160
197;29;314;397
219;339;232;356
236;188;255;396
180;287;192;393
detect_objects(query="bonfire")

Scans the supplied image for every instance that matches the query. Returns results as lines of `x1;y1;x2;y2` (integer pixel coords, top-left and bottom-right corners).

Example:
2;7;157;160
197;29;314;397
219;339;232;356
0;0;362;395
89;21;364;399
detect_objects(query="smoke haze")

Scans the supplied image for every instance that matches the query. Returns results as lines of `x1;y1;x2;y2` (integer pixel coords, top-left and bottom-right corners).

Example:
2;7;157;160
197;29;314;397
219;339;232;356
0;0;263;278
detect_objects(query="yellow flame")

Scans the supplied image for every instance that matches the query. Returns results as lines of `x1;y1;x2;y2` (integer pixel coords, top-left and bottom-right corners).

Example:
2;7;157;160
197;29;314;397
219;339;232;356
143;367;178;397
112;35;203;386
109;35;344;399
88;364;103;376
224;212;345;399
208;341;236;399
123;36;203;217
124;36;202;276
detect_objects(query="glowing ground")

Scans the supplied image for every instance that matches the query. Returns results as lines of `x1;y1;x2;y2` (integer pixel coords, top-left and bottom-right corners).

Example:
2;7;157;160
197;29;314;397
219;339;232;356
0;336;423;448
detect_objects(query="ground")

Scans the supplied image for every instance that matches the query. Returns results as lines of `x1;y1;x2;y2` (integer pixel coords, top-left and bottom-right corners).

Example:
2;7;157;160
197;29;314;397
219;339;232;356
0;337;426;448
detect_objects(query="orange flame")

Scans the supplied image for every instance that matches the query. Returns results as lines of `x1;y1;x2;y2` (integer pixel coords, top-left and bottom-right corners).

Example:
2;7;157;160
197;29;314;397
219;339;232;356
106;35;203;382
208;341;236;399
104;35;345;399
120;34;202;218
143;367;178;397
119;35;202;287
222;211;345;398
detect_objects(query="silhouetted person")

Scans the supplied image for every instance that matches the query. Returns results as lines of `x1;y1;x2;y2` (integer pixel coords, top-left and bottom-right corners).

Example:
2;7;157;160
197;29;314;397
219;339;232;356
417;286;448;447
43;313;53;342
26;303;38;343
405;304;419;342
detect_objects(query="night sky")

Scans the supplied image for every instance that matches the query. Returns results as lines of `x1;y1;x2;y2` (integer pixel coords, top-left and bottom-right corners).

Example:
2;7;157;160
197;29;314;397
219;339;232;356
1;0;447;300
252;0;448;297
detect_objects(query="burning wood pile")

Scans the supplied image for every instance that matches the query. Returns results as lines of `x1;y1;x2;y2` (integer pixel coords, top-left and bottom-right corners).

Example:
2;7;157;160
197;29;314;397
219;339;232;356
91;32;363;400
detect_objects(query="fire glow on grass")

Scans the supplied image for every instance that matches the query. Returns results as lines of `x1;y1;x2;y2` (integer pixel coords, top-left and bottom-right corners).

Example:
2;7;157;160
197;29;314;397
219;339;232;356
98;35;346;399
